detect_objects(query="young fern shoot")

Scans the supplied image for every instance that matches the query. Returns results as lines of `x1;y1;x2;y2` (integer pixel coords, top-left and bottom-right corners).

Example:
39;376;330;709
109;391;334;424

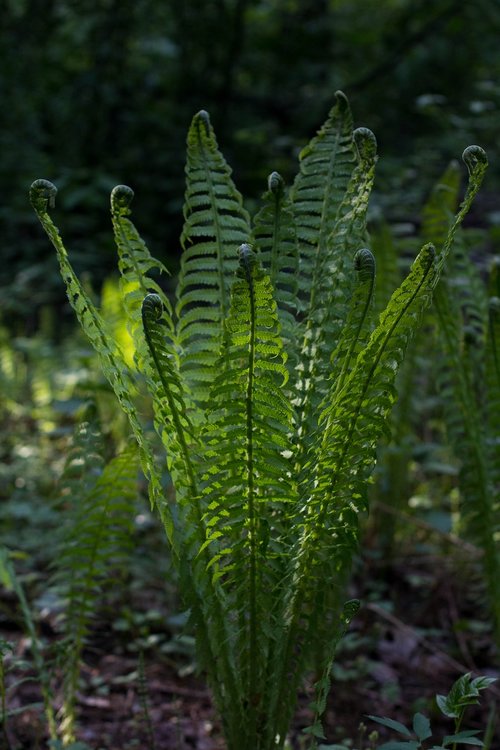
31;93;487;750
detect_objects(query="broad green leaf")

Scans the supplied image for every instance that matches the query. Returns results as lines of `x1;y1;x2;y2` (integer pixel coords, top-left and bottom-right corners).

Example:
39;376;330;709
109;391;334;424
413;713;432;742
366;715;412;737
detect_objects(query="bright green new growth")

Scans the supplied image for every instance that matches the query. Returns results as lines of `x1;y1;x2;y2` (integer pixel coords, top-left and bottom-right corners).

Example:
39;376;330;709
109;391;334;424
30;92;487;750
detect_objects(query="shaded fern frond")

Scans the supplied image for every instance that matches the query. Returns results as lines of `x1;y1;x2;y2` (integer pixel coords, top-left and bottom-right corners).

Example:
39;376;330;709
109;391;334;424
329;247;376;398
52;430;138;743
176;111;251;402
424;149;499;640
253;171;298;376
435;146;488;274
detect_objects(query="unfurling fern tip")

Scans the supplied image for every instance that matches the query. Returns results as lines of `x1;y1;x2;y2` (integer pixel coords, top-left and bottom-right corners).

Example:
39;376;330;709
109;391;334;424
111;184;135;215
462;145;488;178
353;127;377;162
30;179;57;212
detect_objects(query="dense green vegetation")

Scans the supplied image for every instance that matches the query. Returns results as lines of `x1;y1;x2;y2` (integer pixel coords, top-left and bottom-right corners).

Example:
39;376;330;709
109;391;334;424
1;2;500;749
2;0;500;320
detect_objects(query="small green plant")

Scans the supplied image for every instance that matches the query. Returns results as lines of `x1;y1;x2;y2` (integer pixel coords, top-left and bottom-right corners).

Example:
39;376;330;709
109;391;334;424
30;92;487;750
0;411;139;746
367;672;497;749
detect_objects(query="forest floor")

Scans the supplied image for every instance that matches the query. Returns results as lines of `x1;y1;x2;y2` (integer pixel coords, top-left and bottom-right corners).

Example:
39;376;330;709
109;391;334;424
2;515;499;750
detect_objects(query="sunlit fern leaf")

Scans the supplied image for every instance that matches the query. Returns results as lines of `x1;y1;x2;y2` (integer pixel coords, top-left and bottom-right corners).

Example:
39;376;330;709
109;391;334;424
100;276;136;370
253;171;298;377
110;185;177;364
176;111;251;403
29;180;170;534
200;245;296;746
328;247;376;398
292;90;355;316
52;428;139;745
141;293;200;511
269;242;437;744
294;127;378;460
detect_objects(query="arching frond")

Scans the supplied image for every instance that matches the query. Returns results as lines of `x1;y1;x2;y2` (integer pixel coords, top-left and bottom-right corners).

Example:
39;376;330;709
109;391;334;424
176;111;251;403
294;126;378;463
29;180;170;533
110;184;176;361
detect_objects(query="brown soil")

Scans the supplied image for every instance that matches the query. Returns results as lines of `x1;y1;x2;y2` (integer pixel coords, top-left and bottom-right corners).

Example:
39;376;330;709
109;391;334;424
2;529;499;750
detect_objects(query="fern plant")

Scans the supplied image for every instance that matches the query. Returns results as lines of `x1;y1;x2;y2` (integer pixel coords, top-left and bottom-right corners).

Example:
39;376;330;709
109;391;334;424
30;92;487;750
419;163;500;643
50;413;138;744
0;412;138;747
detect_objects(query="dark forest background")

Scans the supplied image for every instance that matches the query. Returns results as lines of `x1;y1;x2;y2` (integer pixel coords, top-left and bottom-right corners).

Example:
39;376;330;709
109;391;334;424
2;0;500;324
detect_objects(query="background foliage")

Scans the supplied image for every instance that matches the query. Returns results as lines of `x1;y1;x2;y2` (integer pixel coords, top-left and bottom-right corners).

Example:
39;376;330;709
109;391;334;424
2;0;500;323
1;2;499;748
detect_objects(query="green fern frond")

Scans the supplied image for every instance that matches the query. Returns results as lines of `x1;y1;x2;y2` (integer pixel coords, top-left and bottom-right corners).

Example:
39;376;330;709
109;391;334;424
53;429;138;744
29;180;170;534
294;126;378;464
329;247;376;397
253;171;298;376
200;244;295;745
176;111;251;402
270;243;437;745
140;292;241;723
141;293;198;499
423;149;499;639
435;285;500;636
421;160;461;248
110;185;176;361
435;146;488;274
292;91;354;308
371;222;401;314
